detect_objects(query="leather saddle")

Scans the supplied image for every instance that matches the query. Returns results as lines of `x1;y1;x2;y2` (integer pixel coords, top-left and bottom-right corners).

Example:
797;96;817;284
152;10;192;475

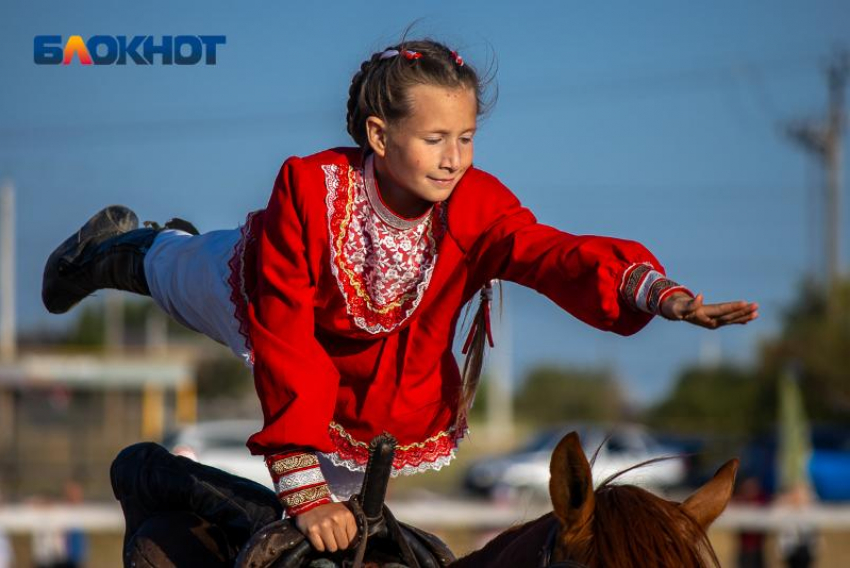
235;434;456;568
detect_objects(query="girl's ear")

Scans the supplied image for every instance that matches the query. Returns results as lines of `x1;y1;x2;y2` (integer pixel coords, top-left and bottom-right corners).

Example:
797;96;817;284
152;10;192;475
365;116;388;157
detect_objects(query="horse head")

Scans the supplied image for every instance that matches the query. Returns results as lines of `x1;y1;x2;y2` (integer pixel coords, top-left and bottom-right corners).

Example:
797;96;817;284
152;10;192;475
548;431;738;567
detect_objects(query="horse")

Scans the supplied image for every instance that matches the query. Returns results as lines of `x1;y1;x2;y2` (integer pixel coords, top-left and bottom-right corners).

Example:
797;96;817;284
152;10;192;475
450;431;738;568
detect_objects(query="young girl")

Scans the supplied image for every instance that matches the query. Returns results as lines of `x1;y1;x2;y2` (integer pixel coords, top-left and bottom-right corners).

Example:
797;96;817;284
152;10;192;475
43;39;758;557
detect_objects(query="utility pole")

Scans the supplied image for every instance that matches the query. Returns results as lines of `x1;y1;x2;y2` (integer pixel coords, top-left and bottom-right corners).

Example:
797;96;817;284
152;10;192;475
786;50;848;314
0;182;16;362
825;52;847;306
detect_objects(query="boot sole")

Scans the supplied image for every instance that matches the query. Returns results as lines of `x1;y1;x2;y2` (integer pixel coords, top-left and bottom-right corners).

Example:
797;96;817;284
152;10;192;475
42;205;140;314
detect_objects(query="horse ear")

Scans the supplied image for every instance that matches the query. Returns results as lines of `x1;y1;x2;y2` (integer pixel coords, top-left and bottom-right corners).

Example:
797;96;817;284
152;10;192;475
680;458;739;529
550;432;595;534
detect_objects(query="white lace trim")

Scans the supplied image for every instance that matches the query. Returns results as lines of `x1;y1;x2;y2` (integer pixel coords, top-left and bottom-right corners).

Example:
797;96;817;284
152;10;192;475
321;160;443;335
227;212;260;368
319;423;469;477
318;442;463;478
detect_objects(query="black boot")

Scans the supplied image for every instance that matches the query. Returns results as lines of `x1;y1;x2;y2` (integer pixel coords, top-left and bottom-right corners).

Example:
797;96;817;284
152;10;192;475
42;205;154;314
42;206;199;314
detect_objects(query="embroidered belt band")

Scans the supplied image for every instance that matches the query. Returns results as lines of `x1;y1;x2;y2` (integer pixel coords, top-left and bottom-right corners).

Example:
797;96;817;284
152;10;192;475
266;450;332;516
620;262;694;315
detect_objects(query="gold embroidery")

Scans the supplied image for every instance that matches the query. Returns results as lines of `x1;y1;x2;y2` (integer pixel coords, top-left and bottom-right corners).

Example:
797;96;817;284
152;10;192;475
269;453;319;475
622;263;651;310
647;279;682;314
280;485;331;507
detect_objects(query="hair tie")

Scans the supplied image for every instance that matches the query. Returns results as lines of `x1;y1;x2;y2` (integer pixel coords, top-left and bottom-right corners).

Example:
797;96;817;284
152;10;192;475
378;49;421;61
451;50;464;67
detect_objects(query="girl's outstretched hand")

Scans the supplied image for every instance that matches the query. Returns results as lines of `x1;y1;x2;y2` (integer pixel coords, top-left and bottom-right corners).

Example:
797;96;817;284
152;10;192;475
660;292;758;329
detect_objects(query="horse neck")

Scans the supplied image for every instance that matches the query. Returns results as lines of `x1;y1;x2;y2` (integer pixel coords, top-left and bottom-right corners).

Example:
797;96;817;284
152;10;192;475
450;513;556;568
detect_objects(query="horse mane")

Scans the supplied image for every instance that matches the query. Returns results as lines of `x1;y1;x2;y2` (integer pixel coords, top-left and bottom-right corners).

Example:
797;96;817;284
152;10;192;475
452;477;722;568
574;481;721;568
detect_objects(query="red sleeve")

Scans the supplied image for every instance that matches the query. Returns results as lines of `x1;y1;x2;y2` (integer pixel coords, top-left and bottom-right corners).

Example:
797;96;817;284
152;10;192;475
246;157;340;456
450;169;664;336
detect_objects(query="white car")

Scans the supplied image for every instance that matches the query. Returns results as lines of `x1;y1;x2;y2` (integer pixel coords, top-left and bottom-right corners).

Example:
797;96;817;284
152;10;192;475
464;423;687;501
163;419;273;489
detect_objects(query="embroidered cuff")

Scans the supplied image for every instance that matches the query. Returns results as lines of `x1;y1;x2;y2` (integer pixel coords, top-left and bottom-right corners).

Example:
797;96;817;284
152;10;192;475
620;262;694;315
266;450;332;516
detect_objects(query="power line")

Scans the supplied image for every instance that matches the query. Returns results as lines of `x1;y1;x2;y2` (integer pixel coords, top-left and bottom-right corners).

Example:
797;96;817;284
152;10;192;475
0;107;339;143
510;53;821;103
0;53;824;142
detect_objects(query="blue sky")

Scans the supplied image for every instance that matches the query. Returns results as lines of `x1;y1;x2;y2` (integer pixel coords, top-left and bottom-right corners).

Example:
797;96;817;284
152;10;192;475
1;1;848;404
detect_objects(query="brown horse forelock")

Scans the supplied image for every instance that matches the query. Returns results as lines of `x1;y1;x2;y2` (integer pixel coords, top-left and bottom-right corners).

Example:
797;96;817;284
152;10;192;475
450;483;721;568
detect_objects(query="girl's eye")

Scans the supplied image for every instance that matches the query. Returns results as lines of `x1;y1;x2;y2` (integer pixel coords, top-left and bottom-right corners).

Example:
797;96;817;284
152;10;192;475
460;137;473;144
424;138;442;145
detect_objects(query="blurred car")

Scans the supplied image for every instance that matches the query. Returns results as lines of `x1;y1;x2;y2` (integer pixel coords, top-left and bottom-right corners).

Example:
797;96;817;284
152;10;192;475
463;423;687;500
163;419;272;489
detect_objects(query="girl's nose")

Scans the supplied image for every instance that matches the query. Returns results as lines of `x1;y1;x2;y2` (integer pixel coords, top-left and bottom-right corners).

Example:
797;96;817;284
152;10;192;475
441;143;461;171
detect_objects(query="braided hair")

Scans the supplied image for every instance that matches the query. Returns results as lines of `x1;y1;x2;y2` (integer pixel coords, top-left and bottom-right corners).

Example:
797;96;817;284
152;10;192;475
346;39;485;148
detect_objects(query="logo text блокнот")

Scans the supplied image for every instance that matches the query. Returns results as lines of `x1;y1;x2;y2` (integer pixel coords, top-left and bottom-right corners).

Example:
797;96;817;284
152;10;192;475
34;35;226;65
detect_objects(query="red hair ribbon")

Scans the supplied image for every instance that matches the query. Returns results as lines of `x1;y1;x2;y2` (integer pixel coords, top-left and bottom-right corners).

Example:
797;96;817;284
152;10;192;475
451;51;464;67
403;50;422;60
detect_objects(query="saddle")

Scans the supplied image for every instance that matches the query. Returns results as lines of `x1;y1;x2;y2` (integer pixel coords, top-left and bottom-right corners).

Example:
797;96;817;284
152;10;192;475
235;435;456;568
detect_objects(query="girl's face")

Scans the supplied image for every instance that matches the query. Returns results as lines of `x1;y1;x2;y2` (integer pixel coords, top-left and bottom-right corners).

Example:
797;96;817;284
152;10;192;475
367;84;477;218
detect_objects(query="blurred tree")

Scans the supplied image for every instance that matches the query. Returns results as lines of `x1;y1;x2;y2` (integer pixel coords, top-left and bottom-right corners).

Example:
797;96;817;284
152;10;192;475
64;298;196;348
70;303;106;347
646;364;764;436
514;364;626;425
758;277;850;421
195;355;254;400
467;374;490;422
647;277;850;438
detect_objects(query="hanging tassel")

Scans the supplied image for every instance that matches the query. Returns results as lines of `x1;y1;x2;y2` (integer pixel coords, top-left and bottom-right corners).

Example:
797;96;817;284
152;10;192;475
462;283;495;354
457;281;497;430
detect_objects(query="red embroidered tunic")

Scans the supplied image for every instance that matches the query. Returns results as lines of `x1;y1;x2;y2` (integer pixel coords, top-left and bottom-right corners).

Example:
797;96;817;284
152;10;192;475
230;147;683;479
